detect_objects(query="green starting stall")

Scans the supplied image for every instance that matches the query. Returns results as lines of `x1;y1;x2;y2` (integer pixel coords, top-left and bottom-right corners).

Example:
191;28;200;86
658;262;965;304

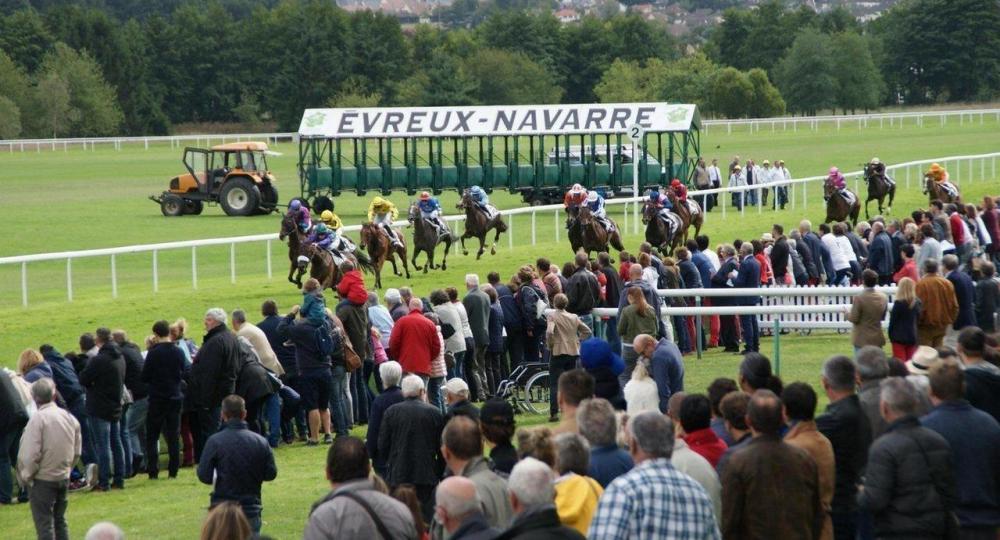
298;103;700;209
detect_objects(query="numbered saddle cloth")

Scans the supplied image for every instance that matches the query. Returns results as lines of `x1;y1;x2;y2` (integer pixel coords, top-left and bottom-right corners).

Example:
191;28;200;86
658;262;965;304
662;212;683;236
481;204;499;220
685;199;701;217
940;181;958;198
839;190;857;207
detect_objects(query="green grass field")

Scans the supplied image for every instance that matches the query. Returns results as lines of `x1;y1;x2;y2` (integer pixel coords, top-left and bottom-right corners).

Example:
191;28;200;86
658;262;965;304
0;116;998;538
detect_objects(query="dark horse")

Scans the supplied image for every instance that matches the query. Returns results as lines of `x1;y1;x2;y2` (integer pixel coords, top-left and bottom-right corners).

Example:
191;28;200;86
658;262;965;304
279;213;308;287
408;203;453;272
359;221;410;289
863;164;896;218
457;191;507;259
924;176;960;205
823;180;861;227
575;207;624;258
642;201;681;256
666;192;704;245
298;243;374;290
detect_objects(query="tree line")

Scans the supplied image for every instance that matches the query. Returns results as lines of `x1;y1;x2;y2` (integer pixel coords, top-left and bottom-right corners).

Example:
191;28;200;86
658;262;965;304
0;0;997;138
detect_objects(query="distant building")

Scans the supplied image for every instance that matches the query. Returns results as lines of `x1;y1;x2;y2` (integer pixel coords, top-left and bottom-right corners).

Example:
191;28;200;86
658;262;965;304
555;8;580;23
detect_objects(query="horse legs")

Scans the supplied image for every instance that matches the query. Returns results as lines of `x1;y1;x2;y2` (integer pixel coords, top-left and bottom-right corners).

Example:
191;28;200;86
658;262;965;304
476;234;486;260
287;262;297;285
411;247;424;273
398;246;411;279
490;226;500;256
460;233;470;257
441;238;452;270
887;186;895;214
864;199;871;220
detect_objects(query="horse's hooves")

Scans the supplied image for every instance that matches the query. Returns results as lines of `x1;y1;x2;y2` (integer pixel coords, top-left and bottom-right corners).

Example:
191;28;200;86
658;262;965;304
441;263;447;270
490;247;496;255
462;250;469;256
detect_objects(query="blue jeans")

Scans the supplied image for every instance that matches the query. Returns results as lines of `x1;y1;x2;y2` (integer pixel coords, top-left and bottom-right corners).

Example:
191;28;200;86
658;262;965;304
118;406;132;478
673;315;690;353
604;316;621;353
67;397;96;466
127;398;148;466
0;428;27;503
428;376;445;414
329;365;350;436
452;350;466;380
90;417;125;488
350;365;370;424
739;314;759;352
579;314;595;333
264;393;281;447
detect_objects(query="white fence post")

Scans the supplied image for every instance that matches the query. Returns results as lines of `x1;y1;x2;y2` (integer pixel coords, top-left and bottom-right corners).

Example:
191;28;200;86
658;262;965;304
21;262;27;307
554;210;559;243
508;217;513;250
266;239;272;280
230;243;236;284
66;259;73;302
531;212;536;245
192;246;198;289
153;250;159;292
111;254;117;299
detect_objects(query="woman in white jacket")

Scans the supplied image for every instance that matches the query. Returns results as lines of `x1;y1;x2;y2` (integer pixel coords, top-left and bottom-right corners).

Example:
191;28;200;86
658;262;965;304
623;360;660;416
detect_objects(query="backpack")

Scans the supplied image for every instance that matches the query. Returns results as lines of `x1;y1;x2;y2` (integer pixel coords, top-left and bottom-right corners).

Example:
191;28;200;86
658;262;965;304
314;321;337;358
0;371;29;433
527;285;549;323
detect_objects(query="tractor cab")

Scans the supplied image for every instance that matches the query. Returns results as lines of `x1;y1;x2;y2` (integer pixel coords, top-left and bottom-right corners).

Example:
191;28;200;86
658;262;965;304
152;142;280;216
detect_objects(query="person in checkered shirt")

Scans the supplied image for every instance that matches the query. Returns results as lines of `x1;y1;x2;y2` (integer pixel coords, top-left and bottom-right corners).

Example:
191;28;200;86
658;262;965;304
589;411;720;539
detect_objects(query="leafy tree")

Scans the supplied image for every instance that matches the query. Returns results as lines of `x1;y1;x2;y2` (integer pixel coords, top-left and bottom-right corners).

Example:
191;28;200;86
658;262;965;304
0;9;54;72
559;16;612;103
658;52;720;107
347;11;409;103
605;14;679;63
0;51;31;112
33;72;75;137
328;90;382;108
830;31;883;113
395;50;477;106
594;59;670;103
233;91;264;127
463;48;562;105
475;11;564;79
817;5;860;34
738;1;795;76
708;67;753;118
36;43;123;135
746;68;785;117
0;95;22;139
776;29;835;115
708;8;754;68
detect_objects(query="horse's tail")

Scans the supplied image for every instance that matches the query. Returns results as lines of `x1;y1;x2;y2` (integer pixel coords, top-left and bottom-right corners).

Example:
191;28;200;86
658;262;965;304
355;250;376;275
494;215;508;233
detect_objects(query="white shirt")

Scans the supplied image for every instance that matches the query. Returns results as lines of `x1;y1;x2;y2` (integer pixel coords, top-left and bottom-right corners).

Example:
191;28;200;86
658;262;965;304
758;167;773;184
707;165;722;184
452;301;473;339
728;172;746;188
822;233;851;271
642;266;660;290
704;249;722;272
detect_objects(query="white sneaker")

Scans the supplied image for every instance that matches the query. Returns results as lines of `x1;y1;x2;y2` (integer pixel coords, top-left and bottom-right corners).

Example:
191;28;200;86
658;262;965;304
85;463;98;487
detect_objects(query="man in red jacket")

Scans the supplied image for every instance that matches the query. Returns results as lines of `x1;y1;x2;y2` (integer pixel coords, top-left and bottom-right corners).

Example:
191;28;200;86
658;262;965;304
389;298;441;379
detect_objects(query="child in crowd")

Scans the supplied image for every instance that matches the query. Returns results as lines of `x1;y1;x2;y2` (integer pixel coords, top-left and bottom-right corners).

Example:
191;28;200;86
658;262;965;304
300;278;326;326
336;262;369;307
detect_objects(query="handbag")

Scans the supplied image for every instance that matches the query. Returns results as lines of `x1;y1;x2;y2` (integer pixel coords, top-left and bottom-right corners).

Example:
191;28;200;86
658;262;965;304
343;341;362;372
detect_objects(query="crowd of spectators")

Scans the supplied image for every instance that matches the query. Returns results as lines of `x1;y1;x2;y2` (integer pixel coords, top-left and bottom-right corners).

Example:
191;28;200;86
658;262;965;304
4;193;1000;538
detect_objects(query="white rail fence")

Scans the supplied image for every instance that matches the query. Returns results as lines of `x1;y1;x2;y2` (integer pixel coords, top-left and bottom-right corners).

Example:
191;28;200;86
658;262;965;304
3;108;1000;152
0;152;993;307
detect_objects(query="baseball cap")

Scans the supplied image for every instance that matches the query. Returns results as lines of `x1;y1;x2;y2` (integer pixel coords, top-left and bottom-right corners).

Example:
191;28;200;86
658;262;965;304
444;378;469;396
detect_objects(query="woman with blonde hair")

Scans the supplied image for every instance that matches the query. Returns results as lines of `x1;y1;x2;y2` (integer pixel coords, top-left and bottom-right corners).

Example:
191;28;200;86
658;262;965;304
18;349;51;383
200;501;251;540
623;361;659;416
888;277;922;360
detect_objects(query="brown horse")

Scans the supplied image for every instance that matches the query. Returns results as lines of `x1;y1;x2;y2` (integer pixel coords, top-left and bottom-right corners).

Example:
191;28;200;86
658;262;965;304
408;203;453;272
823;181;861;226
457;191;507;259
576;207;624;258
924;176;960;204
642;201;682;256
298;243;375;290
359;221;410;289
665;192;703;245
279;213;308;287
863;164;896;218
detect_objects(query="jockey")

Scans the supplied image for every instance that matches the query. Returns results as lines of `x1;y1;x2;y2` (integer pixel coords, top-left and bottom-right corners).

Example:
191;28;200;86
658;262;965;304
648;188;673;223
869;157;895;188
320;210;357;255
417;191;449;236
926;162;957;197
564;183;588;211
286;199;312;232
585;191;614;232
367;196;403;248
669;178;688;202
305;223;334;251
468;185;497;219
828;167;856;206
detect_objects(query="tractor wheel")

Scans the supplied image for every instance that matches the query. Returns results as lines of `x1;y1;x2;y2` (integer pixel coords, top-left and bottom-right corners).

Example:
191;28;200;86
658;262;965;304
160;194;184;217
219;177;261;217
312;195;334;214
259;183;279;213
183;199;204;215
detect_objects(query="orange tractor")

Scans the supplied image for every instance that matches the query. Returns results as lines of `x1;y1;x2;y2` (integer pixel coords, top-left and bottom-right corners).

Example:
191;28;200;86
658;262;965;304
151;142;280;216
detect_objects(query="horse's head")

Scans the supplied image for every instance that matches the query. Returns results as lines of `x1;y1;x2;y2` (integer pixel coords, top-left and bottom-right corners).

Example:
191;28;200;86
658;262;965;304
359;222;375;249
923;175;932;194
456;190;472;210
279;213;296;241
642;201;658;224
408;202;419;223
824;179;836;198
578;206;594;225
297;244;317;269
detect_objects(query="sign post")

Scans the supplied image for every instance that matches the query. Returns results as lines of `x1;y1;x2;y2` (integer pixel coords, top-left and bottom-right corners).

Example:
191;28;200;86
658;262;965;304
628;123;645;235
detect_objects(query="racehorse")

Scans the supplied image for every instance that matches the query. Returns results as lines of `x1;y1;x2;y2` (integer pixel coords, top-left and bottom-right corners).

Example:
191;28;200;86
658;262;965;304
566;205;584;256
863;164;896;219
665;192;703;245
457;191;507;259
642;201;681;256
298;243;374;290
359;221;410;289
823;181;861;226
576;207;624;258
924;176;960;204
279;213;308;288
408;203;453;273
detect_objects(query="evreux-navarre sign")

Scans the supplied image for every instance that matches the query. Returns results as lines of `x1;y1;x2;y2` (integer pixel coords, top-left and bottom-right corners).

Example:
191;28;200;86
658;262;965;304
298;103;697;139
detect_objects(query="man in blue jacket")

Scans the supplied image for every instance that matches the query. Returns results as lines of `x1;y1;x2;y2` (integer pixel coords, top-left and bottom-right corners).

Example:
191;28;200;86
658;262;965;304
733;243;761;353
711;244;741;353
799;219;834;285
943;255;976;348
197;395;277;533
866;222;895;285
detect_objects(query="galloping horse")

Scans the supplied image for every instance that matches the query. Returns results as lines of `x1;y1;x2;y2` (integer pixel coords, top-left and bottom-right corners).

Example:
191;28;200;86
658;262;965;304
408;203;453;272
279;213;308;288
642;201;682;256
576;207;624;258
863;164;896;218
359;221;410;289
457;191;507;259
924;176;960;204
298;243;374;290
823;180;861;226
665;191;703;245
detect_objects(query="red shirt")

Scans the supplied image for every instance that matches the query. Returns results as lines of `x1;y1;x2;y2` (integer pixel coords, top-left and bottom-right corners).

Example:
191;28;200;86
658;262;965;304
893;259;919;284
388;309;441;376
755;253;773;285
949;213;966;245
336;270;368;306
683;427;728;468
619;261;632;282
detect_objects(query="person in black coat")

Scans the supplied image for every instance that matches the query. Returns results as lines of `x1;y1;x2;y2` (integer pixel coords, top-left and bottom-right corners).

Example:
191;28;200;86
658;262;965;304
565;253;601;328
366;361;404;478
191;308;240;462
257;300;303;443
490;272;524;372
769;225;791;284
378;375;445;521
79;328;126;490
142;321;189;479
866;223;895;285
235;337;279;436
943;255;977;332
515;269;548;364
733;243;762;353
799;220;833;285
711;245;741;352
973;262;999;333
858;378;955;540
114;330;147;475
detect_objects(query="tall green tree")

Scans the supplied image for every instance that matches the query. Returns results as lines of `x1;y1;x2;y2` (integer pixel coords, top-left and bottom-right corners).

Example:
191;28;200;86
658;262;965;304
605;14;679;64
0;51;31;113
0;9;54;72
35;43;123;135
32;72;75;137
709;67;753;118
559;16;612;103
594;59;670;103
830;31;883;113
746;68;785;117
0;96;22;139
475;11;564;79
347;11;409;103
658;52;720;107
776;29;835;115
395;50;477;106
463;48;562;105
